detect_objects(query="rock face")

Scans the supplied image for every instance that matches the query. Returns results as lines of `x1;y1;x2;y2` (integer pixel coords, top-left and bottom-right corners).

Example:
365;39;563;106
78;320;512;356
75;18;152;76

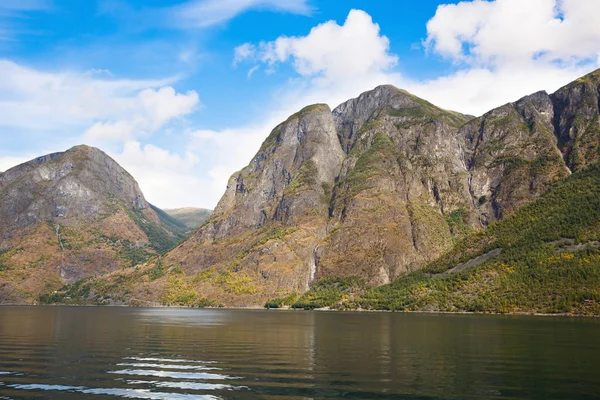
163;69;600;306
0;145;186;303
166;104;346;302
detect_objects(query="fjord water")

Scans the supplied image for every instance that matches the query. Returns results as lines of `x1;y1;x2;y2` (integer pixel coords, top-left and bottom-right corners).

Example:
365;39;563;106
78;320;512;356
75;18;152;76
0;307;599;400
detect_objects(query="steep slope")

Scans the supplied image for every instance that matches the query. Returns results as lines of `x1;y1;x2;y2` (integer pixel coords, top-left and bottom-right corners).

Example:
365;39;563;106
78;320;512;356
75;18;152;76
352;162;600;315
461;91;570;223
45;69;600;309
164;104;346;304
317;86;475;285
164;208;212;230
0;145;186;303
552;70;600;171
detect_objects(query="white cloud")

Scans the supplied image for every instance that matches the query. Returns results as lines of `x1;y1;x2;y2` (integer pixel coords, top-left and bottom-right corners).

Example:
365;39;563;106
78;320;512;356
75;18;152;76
0;60;184;131
0;0;51;42
83;87;199;142
406;64;594;116
236;9;398;84
186;123;274;205
425;0;600;67
247;65;259;78
139;87;199;130
415;0;600;115
111;141;209;209
0;155;32;173
233;42;256;66
233;4;599;118
0;60;198;145
171;0;313;28
83;120;137;142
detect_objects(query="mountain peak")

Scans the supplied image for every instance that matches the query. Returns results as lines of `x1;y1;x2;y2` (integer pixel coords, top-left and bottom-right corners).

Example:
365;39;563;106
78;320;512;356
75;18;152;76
0;145;188;302
0;145;149;230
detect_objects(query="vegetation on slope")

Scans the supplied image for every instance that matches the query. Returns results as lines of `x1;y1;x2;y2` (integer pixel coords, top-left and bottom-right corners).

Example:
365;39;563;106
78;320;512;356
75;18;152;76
295;163;600;315
163;207;212;230
128;205;187;253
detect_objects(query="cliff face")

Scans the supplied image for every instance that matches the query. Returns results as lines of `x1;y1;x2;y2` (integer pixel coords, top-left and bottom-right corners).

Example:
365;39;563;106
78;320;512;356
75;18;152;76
318;86;474;285
166;104;346;302
552;72;600;171
162;70;600;306
0;145;186;303
461;91;570;223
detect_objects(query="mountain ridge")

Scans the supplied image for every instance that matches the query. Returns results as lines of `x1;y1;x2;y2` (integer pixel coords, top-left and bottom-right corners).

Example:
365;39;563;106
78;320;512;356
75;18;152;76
4;68;600;310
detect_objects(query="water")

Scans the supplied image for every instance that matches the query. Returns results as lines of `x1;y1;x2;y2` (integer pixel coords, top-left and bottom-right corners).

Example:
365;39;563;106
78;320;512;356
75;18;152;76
0;307;599;399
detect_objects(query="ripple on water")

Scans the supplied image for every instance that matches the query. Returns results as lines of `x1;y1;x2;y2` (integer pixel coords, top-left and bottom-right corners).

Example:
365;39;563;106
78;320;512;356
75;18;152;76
123;357;217;364
117;363;219;371
109;369;237;381
7;384;219;399
125;380;245;391
1;356;246;399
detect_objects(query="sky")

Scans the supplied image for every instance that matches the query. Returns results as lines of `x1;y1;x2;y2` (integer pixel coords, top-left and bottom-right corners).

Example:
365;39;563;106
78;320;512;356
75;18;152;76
0;0;599;210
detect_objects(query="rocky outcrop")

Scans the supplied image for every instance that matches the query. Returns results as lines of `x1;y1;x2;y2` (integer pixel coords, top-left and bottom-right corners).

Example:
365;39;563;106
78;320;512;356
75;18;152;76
0;145;186;303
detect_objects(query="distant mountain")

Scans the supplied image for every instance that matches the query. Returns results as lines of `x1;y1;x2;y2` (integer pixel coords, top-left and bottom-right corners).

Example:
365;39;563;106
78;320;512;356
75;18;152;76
0;145;187;303
21;69;600;313
164;207;212;230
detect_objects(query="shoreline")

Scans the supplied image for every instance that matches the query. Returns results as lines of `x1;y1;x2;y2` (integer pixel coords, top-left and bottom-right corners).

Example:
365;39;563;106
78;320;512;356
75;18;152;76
1;303;598;318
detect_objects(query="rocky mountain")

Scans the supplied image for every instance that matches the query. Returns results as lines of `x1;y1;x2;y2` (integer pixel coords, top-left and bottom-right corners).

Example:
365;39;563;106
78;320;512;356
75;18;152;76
20;68;600;309
0;145;187;303
297;159;600;314
160;69;600;306
164;207;212;231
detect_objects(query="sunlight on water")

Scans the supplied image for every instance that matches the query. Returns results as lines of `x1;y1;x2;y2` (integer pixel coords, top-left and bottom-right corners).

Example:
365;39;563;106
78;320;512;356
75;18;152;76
8;384;220;399
116;363;219;371
125;380;244;391
81;388;219;399
2;353;243;399
1;307;600;399
123;357;217;364
109;369;237;380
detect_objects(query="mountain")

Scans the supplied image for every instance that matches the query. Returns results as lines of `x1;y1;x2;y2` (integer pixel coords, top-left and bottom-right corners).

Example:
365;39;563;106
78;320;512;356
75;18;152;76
164;208;212;231
0;145;187;303
346;161;600;315
29;69;600;311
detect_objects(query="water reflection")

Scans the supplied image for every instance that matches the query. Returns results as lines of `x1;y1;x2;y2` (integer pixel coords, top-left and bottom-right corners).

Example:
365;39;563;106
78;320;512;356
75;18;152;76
0;307;599;399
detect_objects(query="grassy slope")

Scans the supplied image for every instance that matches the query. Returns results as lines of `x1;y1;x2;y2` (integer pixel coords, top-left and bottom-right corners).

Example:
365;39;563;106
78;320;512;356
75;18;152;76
291;163;600;314
128;204;188;253
163;207;212;230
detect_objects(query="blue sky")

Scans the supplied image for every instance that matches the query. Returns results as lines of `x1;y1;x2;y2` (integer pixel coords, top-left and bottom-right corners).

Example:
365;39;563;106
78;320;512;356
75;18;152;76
1;0;599;208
